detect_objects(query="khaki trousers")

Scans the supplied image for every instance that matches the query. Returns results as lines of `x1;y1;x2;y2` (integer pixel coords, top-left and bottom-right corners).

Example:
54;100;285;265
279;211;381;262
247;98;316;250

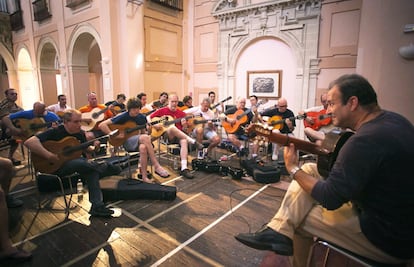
267;163;405;267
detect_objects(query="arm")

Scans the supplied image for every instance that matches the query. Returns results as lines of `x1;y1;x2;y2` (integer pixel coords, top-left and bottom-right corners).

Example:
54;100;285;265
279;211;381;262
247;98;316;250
99;118;113;134
284;143;318;193
24;135;58;161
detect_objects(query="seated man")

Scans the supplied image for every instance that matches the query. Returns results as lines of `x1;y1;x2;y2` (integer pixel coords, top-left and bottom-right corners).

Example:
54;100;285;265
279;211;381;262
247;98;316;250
78;92;114;141
301;92;335;146
150;94;203;179
0;88;23;166
0;157;32;264
105;93;126;115
24;109;115;217
177;95;193;111
46;94;71;117
2;101;60;143
235;74;414;266
221;97;258;156
99;98;169;183
151;92;168;109
184;97;221;159
260;98;295;161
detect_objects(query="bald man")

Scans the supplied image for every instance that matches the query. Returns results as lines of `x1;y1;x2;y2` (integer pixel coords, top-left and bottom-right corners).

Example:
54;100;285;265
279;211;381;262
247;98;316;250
260;98;296;161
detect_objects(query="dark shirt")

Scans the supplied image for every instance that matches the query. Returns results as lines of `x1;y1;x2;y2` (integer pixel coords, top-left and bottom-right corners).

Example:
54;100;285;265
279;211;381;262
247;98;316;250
260;108;295;134
111;111;147;125
105;101;125;113
311;110;414;259
37;125;87;144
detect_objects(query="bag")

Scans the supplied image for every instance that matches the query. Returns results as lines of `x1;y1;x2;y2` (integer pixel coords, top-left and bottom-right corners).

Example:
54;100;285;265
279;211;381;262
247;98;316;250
100;178;176;201
92;158;123;177
241;159;280;183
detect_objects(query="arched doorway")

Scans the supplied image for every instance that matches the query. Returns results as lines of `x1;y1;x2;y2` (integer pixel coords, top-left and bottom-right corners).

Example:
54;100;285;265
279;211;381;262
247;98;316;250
17;47;37;109
69;31;103;108
38;40;60;106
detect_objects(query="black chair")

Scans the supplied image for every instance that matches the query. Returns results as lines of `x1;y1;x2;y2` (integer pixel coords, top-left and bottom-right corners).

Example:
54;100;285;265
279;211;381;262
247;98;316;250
35;172;80;217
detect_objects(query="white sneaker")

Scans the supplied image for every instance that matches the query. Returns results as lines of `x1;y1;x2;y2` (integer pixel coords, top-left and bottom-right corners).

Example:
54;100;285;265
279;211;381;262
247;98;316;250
272;153;278;161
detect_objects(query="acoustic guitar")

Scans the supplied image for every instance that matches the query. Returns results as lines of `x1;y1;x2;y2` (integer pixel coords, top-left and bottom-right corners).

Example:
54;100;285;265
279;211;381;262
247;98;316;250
303;110;332;130
80;106;110;131
266;114;305;130
12;118;55;141
108;117;167;147
31;136;85;173
183;116;223;134
248;124;353;177
222;100;266;134
150;114;195;139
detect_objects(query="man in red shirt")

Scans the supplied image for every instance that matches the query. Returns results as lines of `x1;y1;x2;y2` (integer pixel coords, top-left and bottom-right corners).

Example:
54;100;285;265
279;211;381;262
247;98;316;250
150;94;202;179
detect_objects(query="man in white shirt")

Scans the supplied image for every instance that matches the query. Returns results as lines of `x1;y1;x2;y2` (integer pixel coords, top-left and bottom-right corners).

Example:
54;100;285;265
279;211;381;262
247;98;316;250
185;97;221;159
46;94;71;117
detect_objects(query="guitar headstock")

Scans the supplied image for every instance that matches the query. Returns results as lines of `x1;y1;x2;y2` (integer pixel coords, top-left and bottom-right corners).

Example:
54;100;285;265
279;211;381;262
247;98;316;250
247;123;272;138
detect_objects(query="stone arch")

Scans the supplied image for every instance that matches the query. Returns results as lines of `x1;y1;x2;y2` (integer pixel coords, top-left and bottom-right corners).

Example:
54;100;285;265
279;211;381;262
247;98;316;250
0;42;17;93
15;45;38;109
37;36;61;106
67;23;103;108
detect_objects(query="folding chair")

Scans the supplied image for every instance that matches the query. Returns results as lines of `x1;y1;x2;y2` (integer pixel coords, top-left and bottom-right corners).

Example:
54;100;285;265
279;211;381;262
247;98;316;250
35;172;80;216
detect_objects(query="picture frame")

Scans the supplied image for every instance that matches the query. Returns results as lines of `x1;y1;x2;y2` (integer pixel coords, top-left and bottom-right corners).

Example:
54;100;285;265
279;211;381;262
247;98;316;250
247;70;282;99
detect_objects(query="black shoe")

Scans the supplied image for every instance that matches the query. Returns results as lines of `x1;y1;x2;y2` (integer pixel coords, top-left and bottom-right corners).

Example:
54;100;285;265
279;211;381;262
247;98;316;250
89;205;114;217
180;168;194;179
235;227;293;256
6;195;23;208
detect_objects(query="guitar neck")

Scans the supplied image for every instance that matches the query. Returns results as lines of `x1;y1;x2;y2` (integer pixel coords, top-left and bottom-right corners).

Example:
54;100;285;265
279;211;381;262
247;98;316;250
250;124;328;156
211;96;232;109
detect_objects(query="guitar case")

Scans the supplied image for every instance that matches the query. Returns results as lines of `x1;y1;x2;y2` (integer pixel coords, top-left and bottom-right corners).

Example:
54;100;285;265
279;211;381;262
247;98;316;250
100;178;176;201
241;159;280;184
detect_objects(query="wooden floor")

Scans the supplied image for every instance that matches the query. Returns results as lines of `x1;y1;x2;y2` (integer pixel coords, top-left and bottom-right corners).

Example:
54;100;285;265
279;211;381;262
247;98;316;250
5;146;292;267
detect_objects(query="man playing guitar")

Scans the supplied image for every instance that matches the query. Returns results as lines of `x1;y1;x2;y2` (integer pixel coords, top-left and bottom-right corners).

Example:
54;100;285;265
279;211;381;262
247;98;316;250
184;97;221;159
24;109;114;217
46;94;71;117
2;102;60;143
260;97;295;161
301;92;335;146
222;96;258;156
150;94;203;179
99;98;169;183
79;92;114;147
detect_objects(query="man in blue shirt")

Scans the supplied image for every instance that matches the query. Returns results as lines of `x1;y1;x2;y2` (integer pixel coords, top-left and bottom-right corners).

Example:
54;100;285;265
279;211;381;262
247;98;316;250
100;98;169;183
2;102;60;141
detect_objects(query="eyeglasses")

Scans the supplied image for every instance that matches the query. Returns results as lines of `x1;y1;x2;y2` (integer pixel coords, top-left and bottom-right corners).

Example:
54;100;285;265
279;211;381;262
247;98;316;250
9;93;17;96
278;105;287;108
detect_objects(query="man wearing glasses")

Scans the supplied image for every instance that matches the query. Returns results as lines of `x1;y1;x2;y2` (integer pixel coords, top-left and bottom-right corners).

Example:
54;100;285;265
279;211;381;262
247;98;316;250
260;98;296;161
0;89;23;166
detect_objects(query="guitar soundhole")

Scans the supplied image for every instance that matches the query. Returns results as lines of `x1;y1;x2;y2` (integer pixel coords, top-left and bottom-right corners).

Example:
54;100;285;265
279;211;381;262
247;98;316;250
92;113;99;119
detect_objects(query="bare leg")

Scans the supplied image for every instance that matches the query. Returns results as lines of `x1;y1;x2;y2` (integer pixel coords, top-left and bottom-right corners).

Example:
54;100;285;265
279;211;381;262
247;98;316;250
138;144;152;183
227;133;242;149
0;158;14;195
138;134;167;173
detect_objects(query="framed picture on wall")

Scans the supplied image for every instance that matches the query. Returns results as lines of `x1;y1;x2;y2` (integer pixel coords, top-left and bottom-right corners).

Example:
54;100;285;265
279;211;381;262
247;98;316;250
247;70;282;99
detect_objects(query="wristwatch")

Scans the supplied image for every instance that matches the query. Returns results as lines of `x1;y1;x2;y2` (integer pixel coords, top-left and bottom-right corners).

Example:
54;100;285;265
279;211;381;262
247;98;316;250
290;166;301;180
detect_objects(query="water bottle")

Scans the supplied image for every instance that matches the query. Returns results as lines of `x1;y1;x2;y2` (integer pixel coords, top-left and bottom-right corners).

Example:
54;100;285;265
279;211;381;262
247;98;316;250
76;178;83;202
173;157;179;170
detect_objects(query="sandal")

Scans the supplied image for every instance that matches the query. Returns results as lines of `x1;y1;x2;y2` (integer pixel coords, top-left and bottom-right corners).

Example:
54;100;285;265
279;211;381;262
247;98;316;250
155;168;170;178
0;249;32;263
